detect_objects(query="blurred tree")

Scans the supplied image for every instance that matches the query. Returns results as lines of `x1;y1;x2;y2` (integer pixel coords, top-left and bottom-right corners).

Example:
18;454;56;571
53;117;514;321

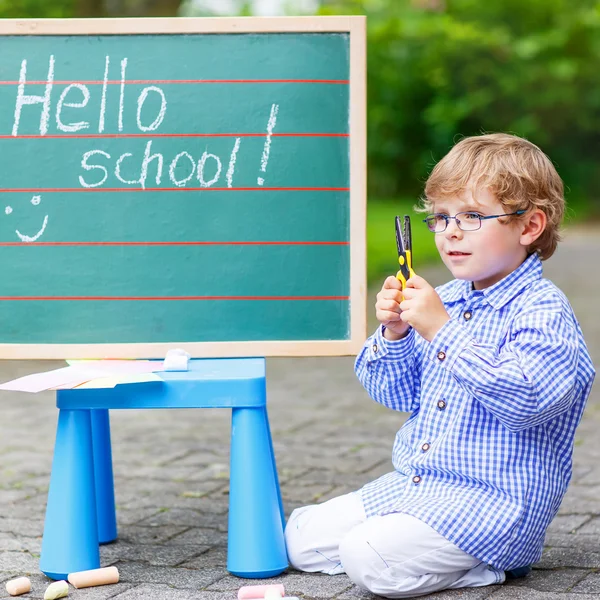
320;0;600;205
0;0;75;18
0;0;182;18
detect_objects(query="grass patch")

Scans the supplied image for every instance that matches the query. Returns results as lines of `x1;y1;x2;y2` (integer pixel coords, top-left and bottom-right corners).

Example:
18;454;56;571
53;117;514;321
368;198;441;284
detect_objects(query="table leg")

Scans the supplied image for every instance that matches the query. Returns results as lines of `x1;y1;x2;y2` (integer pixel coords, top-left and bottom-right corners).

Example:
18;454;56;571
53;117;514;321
91;408;117;543
227;406;288;578
40;408;100;580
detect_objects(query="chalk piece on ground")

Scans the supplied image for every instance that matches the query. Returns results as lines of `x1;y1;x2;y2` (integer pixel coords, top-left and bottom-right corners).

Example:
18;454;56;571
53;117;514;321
43;580;69;600
264;588;284;600
238;584;285;599
5;577;31;596
68;566;119;589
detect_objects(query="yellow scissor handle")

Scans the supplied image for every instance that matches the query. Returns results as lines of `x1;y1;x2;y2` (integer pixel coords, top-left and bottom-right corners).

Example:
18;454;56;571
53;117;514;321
396;251;416;289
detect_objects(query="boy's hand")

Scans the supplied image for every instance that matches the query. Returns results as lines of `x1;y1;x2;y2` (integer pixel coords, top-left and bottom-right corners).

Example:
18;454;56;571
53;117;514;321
400;275;450;341
375;276;411;340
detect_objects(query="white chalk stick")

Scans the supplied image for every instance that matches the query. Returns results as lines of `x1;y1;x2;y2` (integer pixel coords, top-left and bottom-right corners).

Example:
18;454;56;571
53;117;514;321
264;589;283;600
68;566;119;589
44;580;69;600
5;577;31;596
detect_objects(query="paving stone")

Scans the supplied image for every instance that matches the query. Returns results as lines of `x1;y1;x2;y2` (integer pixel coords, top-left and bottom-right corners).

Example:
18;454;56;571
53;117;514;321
544;533;599;552
116;481;227;510
137;508;228;530
115;562;225;589
558;484;600;514
507;568;590;592
100;543;209;567
112;507;163;527
576;467;600;484
109;585;231;600
0;534;40;554
535;547;600;569
0;551;40;573
487;588;599;599
177;548;228;569
577;516;600;535
116;525;189;546
546;514;591;534
167;528;228;547
570;572;600;594
0;519;44;539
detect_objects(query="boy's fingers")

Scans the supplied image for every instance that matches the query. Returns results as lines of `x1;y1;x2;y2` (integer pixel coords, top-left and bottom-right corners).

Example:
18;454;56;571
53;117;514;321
378;310;402;322
379;288;404;303
377;298;401;313
406;275;429;289
383;276;403;290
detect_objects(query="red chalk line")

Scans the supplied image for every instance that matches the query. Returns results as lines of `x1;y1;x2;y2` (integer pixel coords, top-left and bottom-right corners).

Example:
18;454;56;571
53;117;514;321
0;186;349;193
0;295;349;301
0;241;349;247
0;132;348;139
0;78;349;85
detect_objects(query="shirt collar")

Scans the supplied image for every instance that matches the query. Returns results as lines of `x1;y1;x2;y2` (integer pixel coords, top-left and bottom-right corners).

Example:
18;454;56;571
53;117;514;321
443;253;542;309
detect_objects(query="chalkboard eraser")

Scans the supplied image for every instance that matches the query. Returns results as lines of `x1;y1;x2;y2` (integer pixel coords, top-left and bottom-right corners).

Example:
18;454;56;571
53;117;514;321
164;348;191;371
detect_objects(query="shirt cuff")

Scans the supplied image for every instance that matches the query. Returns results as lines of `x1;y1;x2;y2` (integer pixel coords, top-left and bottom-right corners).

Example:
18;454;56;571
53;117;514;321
365;325;415;362
426;318;473;370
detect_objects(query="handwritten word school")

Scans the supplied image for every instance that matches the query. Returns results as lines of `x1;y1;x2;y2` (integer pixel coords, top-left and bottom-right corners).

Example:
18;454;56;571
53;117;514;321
11;55;279;190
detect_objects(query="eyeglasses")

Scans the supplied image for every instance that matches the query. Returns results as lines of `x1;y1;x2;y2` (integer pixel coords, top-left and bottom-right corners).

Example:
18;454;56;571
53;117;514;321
423;210;526;233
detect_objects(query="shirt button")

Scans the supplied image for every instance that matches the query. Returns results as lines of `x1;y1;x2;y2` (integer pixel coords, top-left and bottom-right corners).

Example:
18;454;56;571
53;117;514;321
412;475;422;484
463;311;472;321
437;351;446;361
437;399;447;410
372;344;378;353
421;443;430;452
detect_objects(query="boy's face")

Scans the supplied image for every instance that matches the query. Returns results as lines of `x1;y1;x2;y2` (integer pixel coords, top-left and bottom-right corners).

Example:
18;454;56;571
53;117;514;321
431;187;528;290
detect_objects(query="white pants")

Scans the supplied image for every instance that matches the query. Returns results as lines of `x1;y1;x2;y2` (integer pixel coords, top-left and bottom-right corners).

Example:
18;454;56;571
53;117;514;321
284;492;505;599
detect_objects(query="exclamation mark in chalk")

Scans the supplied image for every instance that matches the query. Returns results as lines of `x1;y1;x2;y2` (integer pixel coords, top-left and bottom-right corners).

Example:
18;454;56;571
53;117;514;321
257;103;279;186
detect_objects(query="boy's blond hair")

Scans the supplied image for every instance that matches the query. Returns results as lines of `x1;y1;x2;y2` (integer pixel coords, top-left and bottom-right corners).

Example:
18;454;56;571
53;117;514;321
420;133;564;260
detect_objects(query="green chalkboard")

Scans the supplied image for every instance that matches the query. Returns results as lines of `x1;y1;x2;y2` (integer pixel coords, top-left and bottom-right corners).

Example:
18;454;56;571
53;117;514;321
0;17;366;358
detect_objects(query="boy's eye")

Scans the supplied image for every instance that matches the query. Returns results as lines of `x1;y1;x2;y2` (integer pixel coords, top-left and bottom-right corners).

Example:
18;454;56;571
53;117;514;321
462;212;481;220
434;214;448;221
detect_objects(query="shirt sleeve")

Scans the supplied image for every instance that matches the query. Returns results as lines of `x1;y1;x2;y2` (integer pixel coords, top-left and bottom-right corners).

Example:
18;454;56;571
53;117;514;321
425;302;581;431
354;325;421;413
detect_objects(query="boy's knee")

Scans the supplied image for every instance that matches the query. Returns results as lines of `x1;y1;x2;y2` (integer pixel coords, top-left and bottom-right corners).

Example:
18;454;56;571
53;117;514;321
284;506;315;570
339;526;385;592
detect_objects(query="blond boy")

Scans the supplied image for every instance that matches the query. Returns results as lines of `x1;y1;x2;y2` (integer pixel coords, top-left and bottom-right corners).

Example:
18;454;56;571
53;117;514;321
285;134;595;598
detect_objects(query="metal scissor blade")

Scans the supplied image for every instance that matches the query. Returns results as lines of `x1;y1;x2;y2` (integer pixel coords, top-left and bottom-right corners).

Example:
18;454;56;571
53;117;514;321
395;215;411;281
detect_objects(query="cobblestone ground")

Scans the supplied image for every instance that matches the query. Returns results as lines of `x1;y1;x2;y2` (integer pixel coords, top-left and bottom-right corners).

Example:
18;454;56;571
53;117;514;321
1;228;599;599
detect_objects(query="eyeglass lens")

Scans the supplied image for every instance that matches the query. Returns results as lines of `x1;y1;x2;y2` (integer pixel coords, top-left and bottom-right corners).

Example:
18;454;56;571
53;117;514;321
425;212;481;232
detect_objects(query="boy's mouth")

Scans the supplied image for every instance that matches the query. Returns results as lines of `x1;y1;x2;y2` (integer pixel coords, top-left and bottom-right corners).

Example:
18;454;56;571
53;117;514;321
447;251;471;256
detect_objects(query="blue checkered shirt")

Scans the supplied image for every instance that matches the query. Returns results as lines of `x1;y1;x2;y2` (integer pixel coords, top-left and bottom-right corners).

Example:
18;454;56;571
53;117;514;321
355;253;595;570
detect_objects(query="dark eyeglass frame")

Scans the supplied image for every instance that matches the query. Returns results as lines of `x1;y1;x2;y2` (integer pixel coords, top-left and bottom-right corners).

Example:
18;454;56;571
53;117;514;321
422;210;526;233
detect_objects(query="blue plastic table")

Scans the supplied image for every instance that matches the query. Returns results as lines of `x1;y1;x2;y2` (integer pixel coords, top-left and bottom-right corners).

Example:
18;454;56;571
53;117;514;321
39;358;288;580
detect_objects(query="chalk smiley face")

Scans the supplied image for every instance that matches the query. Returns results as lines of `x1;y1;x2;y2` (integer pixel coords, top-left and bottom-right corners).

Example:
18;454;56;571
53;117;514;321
5;195;49;242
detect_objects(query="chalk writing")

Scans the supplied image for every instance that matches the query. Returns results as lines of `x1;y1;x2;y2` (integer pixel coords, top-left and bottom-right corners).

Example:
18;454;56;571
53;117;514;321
10;55;279;196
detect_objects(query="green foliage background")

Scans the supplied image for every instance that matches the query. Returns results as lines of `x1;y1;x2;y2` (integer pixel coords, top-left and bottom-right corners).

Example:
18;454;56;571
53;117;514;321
320;0;600;210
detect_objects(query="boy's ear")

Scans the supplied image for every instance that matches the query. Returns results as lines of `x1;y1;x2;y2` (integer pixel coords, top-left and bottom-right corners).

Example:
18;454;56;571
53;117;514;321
519;209;547;246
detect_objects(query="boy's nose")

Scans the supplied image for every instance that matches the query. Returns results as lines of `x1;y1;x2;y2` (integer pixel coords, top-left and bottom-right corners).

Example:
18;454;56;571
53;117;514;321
444;218;463;238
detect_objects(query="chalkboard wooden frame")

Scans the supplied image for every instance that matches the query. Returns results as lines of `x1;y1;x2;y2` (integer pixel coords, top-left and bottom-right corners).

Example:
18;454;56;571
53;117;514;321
0;17;366;359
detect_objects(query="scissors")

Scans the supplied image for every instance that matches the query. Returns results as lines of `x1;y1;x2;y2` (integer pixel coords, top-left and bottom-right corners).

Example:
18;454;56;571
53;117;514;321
395;215;416;289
